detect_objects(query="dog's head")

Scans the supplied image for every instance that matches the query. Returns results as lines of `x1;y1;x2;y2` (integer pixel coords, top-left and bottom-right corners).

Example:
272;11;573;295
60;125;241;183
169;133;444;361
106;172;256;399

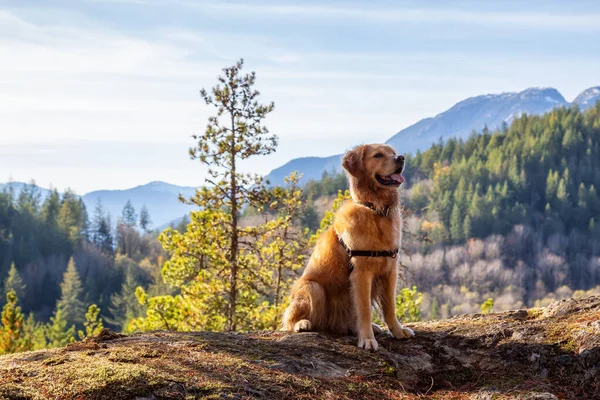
342;144;405;189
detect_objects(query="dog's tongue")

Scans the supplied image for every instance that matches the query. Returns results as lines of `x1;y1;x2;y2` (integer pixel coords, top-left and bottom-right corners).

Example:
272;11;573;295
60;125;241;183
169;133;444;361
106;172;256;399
390;173;405;184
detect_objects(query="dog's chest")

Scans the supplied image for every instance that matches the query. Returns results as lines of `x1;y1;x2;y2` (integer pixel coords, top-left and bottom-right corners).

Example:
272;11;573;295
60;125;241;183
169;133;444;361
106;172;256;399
344;210;402;251
375;216;402;244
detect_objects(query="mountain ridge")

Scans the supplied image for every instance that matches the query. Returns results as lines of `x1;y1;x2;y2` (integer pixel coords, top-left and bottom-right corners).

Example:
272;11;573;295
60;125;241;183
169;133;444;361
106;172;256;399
4;86;598;218
264;86;599;185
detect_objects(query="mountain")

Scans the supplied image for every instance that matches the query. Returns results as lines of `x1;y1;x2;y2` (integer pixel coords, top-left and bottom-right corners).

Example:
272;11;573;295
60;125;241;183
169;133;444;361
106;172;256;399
1;181;198;229
385;87;567;153
265;86;597;186
82;181;198;228
573;86;600;110
265;155;343;185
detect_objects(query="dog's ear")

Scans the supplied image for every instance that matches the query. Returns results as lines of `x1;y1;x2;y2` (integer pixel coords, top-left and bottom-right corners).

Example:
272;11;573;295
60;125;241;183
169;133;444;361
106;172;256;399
342;145;366;177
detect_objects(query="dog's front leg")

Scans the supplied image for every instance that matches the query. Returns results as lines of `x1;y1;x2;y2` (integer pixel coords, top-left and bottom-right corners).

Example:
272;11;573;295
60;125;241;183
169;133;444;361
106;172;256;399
382;267;415;339
350;269;378;350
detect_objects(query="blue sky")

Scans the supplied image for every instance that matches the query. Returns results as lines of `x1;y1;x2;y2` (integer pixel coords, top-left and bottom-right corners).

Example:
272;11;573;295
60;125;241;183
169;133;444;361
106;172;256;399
1;0;600;193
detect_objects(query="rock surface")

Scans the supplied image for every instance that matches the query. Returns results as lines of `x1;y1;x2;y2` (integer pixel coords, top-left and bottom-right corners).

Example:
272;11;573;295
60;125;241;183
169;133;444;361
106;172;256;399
1;296;599;399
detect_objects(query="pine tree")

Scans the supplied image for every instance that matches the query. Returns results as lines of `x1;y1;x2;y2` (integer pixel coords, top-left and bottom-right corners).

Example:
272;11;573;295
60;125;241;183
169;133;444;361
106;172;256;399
468;185;483;221
463;215;472;240
91;200;113;254
21;313;46;351
46;308;75;348
42;189;61;226
453;177;467;215
557;178;569;206
0;290;25;354
139;205;152;232
187;59;276;331
588;185;600;215
78;304;104;340
577;183;587;208
450;204;464;242
121;200;137;227
3;263;26;301
546;170;559;201
57;189;87;246
16;181;41;215
55;258;85;328
108;271;143;331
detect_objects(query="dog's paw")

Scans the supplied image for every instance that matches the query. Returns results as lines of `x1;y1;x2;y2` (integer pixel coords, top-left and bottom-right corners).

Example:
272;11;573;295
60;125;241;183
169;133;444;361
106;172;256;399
390;325;415;339
372;323;384;335
293;319;312;332
357;336;379;351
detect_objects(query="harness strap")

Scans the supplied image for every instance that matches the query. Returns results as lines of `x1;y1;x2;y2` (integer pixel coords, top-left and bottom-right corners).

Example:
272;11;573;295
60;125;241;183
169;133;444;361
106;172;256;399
335;200;399;271
337;235;398;272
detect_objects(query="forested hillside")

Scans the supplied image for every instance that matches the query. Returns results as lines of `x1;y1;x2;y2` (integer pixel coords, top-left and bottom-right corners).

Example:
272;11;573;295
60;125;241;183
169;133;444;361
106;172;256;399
0;186;169;352
401;103;600;315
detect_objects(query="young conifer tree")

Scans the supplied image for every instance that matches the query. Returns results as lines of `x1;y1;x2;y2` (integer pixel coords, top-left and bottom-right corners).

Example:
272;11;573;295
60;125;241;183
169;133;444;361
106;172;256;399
55;258;85;328
0;290;25;354
3;263;26;301
187;59;276;331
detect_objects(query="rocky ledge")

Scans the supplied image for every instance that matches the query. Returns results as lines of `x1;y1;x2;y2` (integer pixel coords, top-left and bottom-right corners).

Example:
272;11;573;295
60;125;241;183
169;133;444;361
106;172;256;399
1;296;599;399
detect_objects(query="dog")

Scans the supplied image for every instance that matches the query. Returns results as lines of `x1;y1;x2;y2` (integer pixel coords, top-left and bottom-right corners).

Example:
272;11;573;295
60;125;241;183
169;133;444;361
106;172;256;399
282;143;415;350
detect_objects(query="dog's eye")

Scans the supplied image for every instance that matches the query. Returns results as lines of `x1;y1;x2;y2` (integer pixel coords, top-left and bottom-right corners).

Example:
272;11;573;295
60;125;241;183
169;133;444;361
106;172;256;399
373;153;383;158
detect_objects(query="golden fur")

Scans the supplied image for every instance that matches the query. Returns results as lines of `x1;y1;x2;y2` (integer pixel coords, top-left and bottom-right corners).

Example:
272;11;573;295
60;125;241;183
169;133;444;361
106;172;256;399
282;144;414;350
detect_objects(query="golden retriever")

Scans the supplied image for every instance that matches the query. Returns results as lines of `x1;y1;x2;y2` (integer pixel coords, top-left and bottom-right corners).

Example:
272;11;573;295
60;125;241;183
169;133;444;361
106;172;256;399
282;143;414;350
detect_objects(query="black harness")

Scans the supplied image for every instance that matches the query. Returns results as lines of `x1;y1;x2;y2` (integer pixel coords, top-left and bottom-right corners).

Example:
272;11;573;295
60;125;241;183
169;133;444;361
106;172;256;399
336;201;399;272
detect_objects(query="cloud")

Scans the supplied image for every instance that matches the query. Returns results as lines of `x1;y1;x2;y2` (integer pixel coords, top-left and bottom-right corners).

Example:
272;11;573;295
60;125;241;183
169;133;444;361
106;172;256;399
186;1;600;31
79;0;600;31
1;2;599;192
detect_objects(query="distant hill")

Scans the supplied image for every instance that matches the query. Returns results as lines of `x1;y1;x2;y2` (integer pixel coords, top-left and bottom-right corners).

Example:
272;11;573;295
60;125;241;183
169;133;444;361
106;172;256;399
0;181;198;229
265;155;343;186
83;181;197;229
385;87;567;154
264;86;599;186
573;86;600;110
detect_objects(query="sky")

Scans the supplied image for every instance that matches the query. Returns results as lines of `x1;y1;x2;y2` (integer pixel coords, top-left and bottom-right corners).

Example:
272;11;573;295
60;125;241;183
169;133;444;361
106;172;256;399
1;0;600;194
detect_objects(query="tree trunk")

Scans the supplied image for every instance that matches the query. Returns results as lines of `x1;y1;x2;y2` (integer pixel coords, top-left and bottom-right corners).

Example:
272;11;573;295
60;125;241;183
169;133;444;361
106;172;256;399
228;112;238;332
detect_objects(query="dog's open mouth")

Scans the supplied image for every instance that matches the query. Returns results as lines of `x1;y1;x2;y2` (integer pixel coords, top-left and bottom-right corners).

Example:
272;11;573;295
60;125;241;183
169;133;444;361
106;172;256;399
376;168;405;186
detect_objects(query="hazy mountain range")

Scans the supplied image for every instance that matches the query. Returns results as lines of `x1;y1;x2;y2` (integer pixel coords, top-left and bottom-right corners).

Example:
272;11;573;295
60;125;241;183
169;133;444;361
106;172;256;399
0;181;197;229
265;86;600;185
3;86;598;227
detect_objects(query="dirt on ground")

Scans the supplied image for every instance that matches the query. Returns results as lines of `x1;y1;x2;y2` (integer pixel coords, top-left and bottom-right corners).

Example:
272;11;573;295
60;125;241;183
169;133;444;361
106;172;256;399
1;296;599;399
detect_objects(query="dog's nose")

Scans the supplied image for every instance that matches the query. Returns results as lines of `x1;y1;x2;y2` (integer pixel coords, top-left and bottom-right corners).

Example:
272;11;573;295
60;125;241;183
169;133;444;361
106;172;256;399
395;155;405;163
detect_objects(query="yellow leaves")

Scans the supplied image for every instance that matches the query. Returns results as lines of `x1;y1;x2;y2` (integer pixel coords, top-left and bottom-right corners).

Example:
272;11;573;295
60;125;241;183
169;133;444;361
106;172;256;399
432;162;451;179
480;298;494;314
420;220;442;232
396;286;422;323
